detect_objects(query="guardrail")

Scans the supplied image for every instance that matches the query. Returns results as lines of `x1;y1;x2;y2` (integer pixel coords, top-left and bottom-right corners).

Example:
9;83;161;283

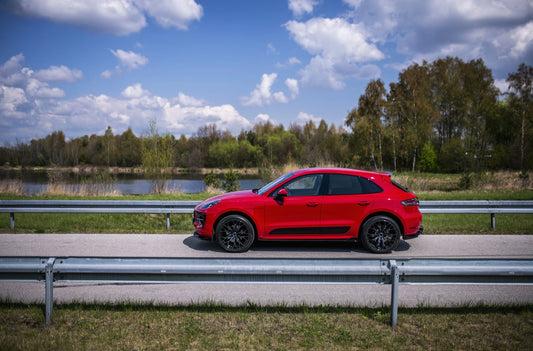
1;200;532;230
1;257;532;326
0;200;200;230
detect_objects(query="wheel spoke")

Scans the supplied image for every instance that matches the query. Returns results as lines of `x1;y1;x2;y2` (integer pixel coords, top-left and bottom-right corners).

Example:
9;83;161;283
367;220;397;251
219;218;252;250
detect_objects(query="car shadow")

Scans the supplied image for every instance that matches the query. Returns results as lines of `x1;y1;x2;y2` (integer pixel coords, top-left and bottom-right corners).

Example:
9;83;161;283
183;235;411;254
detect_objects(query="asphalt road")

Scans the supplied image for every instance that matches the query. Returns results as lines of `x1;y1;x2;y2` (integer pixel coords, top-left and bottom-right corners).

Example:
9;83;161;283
1;234;532;308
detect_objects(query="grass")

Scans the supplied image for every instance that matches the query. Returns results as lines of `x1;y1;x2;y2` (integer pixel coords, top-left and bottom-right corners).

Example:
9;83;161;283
0;302;531;350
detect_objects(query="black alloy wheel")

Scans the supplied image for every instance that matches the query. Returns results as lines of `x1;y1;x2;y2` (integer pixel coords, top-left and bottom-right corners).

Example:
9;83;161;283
360;215;401;253
216;214;255;252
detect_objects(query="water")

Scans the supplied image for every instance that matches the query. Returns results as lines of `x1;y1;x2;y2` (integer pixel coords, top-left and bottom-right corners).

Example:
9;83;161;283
0;169;266;195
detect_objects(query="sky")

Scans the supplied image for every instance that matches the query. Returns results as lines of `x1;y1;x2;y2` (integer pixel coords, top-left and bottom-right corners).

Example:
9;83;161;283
1;0;532;144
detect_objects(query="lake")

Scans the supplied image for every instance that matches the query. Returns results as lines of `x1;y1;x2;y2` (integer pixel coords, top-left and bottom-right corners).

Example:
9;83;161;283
0;169;266;195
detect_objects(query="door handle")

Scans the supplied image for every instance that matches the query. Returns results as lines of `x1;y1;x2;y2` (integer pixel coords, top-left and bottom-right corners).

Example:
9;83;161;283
307;202;319;207
358;201;370;206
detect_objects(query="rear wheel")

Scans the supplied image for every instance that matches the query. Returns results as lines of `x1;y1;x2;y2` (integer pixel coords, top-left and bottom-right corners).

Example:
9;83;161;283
216;215;255;252
360;216;401;253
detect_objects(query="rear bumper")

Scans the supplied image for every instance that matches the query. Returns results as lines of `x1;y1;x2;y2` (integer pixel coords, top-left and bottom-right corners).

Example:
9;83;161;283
404;225;423;240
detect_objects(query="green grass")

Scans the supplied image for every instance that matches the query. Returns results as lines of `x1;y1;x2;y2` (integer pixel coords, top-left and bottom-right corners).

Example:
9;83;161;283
0;302;531;350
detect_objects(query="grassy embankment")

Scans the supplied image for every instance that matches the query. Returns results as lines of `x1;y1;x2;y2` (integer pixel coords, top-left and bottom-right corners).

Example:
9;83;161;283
1;170;532;234
0;302;532;350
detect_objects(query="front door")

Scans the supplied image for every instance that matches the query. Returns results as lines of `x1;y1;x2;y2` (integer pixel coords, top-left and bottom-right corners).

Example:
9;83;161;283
263;173;323;238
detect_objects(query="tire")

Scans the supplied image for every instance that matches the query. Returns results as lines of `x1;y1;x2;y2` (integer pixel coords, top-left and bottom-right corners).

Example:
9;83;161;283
216;215;255;252
360;215;401;254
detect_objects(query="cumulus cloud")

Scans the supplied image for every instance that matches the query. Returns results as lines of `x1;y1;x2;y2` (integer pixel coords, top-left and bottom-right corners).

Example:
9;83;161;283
7;0;203;35
134;0;203;30
285;17;384;89
241;73;299;106
33;65;83;82
342;0;533;77
121;83;150;99
286;0;532;89
175;92;205;107
111;49;148;69
0;55;251;142
288;0;318;17
296;112;321;125
102;49;148;78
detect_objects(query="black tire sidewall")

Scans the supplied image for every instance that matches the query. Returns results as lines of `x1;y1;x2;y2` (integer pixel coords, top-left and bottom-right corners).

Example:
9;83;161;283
360;215;401;254
216;214;255;252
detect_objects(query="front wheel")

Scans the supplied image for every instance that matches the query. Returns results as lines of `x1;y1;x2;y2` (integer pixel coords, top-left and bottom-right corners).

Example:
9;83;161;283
360;216;401;254
216;215;255;252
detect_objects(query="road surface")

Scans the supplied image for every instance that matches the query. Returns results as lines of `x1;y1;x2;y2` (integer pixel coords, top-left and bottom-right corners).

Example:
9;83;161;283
1;234;532;308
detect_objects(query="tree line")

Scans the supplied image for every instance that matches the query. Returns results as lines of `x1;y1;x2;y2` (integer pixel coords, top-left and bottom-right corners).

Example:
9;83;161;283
1;58;531;174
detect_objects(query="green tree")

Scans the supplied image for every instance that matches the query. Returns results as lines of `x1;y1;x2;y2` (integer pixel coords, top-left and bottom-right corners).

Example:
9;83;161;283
346;79;387;170
507;63;533;172
142;119;175;193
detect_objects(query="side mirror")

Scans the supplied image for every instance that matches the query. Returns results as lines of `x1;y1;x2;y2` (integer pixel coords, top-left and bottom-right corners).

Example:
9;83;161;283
275;188;288;199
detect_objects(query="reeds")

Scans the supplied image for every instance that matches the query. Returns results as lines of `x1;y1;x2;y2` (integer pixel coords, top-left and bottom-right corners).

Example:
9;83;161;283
0;179;23;195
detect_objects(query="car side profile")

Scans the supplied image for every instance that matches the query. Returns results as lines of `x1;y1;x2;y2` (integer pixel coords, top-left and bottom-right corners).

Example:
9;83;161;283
193;168;423;253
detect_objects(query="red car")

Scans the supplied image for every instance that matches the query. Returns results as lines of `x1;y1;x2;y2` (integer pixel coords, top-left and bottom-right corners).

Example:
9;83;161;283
193;168;422;253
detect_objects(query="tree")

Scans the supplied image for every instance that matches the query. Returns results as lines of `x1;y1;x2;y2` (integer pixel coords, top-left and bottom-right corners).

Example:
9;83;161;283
141;119;175;193
390;63;437;171
507;63;533;172
346;79;387;170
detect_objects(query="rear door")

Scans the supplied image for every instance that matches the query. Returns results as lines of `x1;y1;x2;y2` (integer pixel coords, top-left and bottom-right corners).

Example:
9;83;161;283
320;174;380;237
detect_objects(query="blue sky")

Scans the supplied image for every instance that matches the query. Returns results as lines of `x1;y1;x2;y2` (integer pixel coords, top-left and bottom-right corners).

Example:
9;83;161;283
1;0;532;143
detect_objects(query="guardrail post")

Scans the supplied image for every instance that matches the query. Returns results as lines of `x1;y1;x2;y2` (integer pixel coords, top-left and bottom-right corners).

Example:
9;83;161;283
390;260;399;327
10;212;14;230
45;258;55;325
167;213;170;230
491;213;495;230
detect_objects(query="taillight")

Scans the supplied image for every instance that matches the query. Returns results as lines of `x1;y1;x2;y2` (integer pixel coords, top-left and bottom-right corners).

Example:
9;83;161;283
401;197;419;206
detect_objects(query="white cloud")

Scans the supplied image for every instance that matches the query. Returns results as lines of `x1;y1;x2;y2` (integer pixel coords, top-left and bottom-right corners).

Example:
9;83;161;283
134;0;203;30
286;0;532;89
111;49;148;69
175;92;205;107
286;18;384;63
342;0;533;77
241;73;299;106
0;54;251;142
285;17;384;89
285;78;299;99
121;83;150;99
296;112;322;125
34;65;83;82
9;0;203;35
288;0;319;17
102;49;148;78
254;113;270;123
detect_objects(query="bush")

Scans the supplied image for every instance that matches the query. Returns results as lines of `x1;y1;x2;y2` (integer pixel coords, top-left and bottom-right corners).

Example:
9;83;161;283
204;169;240;193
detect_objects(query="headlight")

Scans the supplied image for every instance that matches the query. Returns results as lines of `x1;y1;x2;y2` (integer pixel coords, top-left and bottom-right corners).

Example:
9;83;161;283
199;199;221;210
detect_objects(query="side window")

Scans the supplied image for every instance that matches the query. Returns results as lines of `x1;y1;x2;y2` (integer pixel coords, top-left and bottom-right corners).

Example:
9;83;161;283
359;177;383;194
327;174;362;195
280;174;323;197
326;174;383;195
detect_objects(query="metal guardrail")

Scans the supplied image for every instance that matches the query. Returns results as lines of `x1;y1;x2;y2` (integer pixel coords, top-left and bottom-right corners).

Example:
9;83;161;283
1;200;532;230
0;257;532;326
0;200;200;230
419;200;533;229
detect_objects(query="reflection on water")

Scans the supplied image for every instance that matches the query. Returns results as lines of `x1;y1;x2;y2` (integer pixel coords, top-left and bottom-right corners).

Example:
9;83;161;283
0;169;266;195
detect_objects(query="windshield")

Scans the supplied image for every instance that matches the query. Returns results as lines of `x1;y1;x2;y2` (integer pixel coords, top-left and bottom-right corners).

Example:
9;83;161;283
256;172;294;195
